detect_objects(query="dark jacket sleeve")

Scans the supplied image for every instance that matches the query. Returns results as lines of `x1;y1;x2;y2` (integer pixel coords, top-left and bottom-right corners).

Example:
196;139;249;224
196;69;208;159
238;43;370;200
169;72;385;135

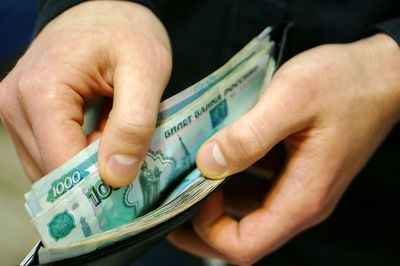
34;0;161;36
370;17;400;45
35;0;400;47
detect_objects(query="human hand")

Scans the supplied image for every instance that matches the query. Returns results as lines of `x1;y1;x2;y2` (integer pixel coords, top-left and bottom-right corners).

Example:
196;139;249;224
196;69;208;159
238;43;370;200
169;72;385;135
168;33;400;265
0;1;171;187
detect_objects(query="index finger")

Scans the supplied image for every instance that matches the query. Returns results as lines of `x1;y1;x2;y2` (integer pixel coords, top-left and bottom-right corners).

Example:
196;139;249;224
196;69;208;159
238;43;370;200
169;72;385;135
192;141;338;265
19;81;88;173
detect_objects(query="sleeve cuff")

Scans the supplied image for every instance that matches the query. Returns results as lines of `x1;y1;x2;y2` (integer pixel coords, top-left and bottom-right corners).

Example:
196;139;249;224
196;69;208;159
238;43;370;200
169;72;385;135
34;0;161;36
369;17;400;45
34;0;87;36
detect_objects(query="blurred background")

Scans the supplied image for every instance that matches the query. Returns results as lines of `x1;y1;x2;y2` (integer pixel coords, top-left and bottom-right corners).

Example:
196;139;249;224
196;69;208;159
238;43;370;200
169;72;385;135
0;1;39;265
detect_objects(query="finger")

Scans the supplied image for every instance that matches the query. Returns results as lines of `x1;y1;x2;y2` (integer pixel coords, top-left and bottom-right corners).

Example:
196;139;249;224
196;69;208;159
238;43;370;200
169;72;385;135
18;80;88;173
195;77;314;179
98;45;171;187
3;124;43;181
87;131;102;144
192;135;339;265
1;74;45;173
167;223;226;260
4;107;45;174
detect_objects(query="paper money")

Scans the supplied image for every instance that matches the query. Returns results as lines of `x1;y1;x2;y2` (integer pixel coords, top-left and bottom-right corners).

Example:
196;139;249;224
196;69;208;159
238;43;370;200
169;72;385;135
38;170;224;264
26;27;277;258
33;46;275;248
25;31;274;217
26;140;99;216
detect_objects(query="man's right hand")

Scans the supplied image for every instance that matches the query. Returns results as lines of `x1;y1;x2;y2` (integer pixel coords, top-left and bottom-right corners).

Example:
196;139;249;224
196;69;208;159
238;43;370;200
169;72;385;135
0;1;172;187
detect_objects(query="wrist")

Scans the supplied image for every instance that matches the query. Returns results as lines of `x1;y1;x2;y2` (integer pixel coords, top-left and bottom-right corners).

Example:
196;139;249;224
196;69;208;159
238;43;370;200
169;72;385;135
39;0;170;51
351;33;400;124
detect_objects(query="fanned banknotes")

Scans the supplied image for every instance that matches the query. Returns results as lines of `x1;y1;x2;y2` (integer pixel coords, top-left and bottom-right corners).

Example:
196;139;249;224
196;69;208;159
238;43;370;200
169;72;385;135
24;26;278;264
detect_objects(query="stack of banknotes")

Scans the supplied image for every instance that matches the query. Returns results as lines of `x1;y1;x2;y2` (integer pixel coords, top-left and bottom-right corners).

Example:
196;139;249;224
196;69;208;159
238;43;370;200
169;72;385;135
24;27;277;264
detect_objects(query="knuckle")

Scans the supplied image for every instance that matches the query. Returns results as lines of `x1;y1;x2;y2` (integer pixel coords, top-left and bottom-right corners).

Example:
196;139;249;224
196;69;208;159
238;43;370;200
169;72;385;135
113;114;154;143
0;86;5;119
17;73;36;92
227;250;258;265
275;59;330;106
287;172;337;228
0;82;5;103
302;190;331;223
151;41;172;70
226;119;266;164
127;34;171;61
313;205;334;225
151;44;172;81
141;36;171;63
119;34;172;78
309;191;336;225
0;81;14;121
216;239;260;265
17;73;42;102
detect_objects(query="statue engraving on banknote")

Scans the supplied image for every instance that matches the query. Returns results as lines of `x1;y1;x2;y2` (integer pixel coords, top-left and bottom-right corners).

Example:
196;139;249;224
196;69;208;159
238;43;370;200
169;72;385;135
139;149;177;209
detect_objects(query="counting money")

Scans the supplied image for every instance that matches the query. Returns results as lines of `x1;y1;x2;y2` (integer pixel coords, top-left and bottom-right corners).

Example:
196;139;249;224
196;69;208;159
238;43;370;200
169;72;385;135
25;27;277;256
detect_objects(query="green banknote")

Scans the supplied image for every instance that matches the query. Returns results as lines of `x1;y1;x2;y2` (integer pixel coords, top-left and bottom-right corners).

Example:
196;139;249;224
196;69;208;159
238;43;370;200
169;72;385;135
25;27;277;259
25;29;274;218
25;141;99;216
38;169;224;264
32;46;275;248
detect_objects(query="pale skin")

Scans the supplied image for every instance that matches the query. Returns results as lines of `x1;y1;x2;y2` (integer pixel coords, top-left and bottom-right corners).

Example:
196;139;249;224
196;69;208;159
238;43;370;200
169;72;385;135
0;1;399;265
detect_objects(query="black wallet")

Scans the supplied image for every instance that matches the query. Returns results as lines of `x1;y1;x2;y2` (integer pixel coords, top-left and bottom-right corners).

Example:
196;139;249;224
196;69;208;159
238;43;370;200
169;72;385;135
21;23;291;266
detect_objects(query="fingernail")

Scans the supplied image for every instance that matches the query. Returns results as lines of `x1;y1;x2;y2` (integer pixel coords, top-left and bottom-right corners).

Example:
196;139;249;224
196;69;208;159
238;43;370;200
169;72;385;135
199;141;227;177
106;154;138;182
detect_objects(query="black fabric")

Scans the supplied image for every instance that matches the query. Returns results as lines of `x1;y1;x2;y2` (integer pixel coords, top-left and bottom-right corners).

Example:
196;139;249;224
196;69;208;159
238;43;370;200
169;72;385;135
34;0;162;34
33;1;400;265
34;0;161;36
34;0;400;96
371;17;400;45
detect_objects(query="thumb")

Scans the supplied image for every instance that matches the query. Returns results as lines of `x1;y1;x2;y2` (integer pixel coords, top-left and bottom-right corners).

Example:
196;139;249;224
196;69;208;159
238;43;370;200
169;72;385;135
99;47;171;187
196;87;308;179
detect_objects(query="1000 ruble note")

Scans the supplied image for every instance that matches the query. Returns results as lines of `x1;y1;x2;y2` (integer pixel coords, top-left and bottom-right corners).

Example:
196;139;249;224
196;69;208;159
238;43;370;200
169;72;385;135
25;31;274;217
32;43;275;248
